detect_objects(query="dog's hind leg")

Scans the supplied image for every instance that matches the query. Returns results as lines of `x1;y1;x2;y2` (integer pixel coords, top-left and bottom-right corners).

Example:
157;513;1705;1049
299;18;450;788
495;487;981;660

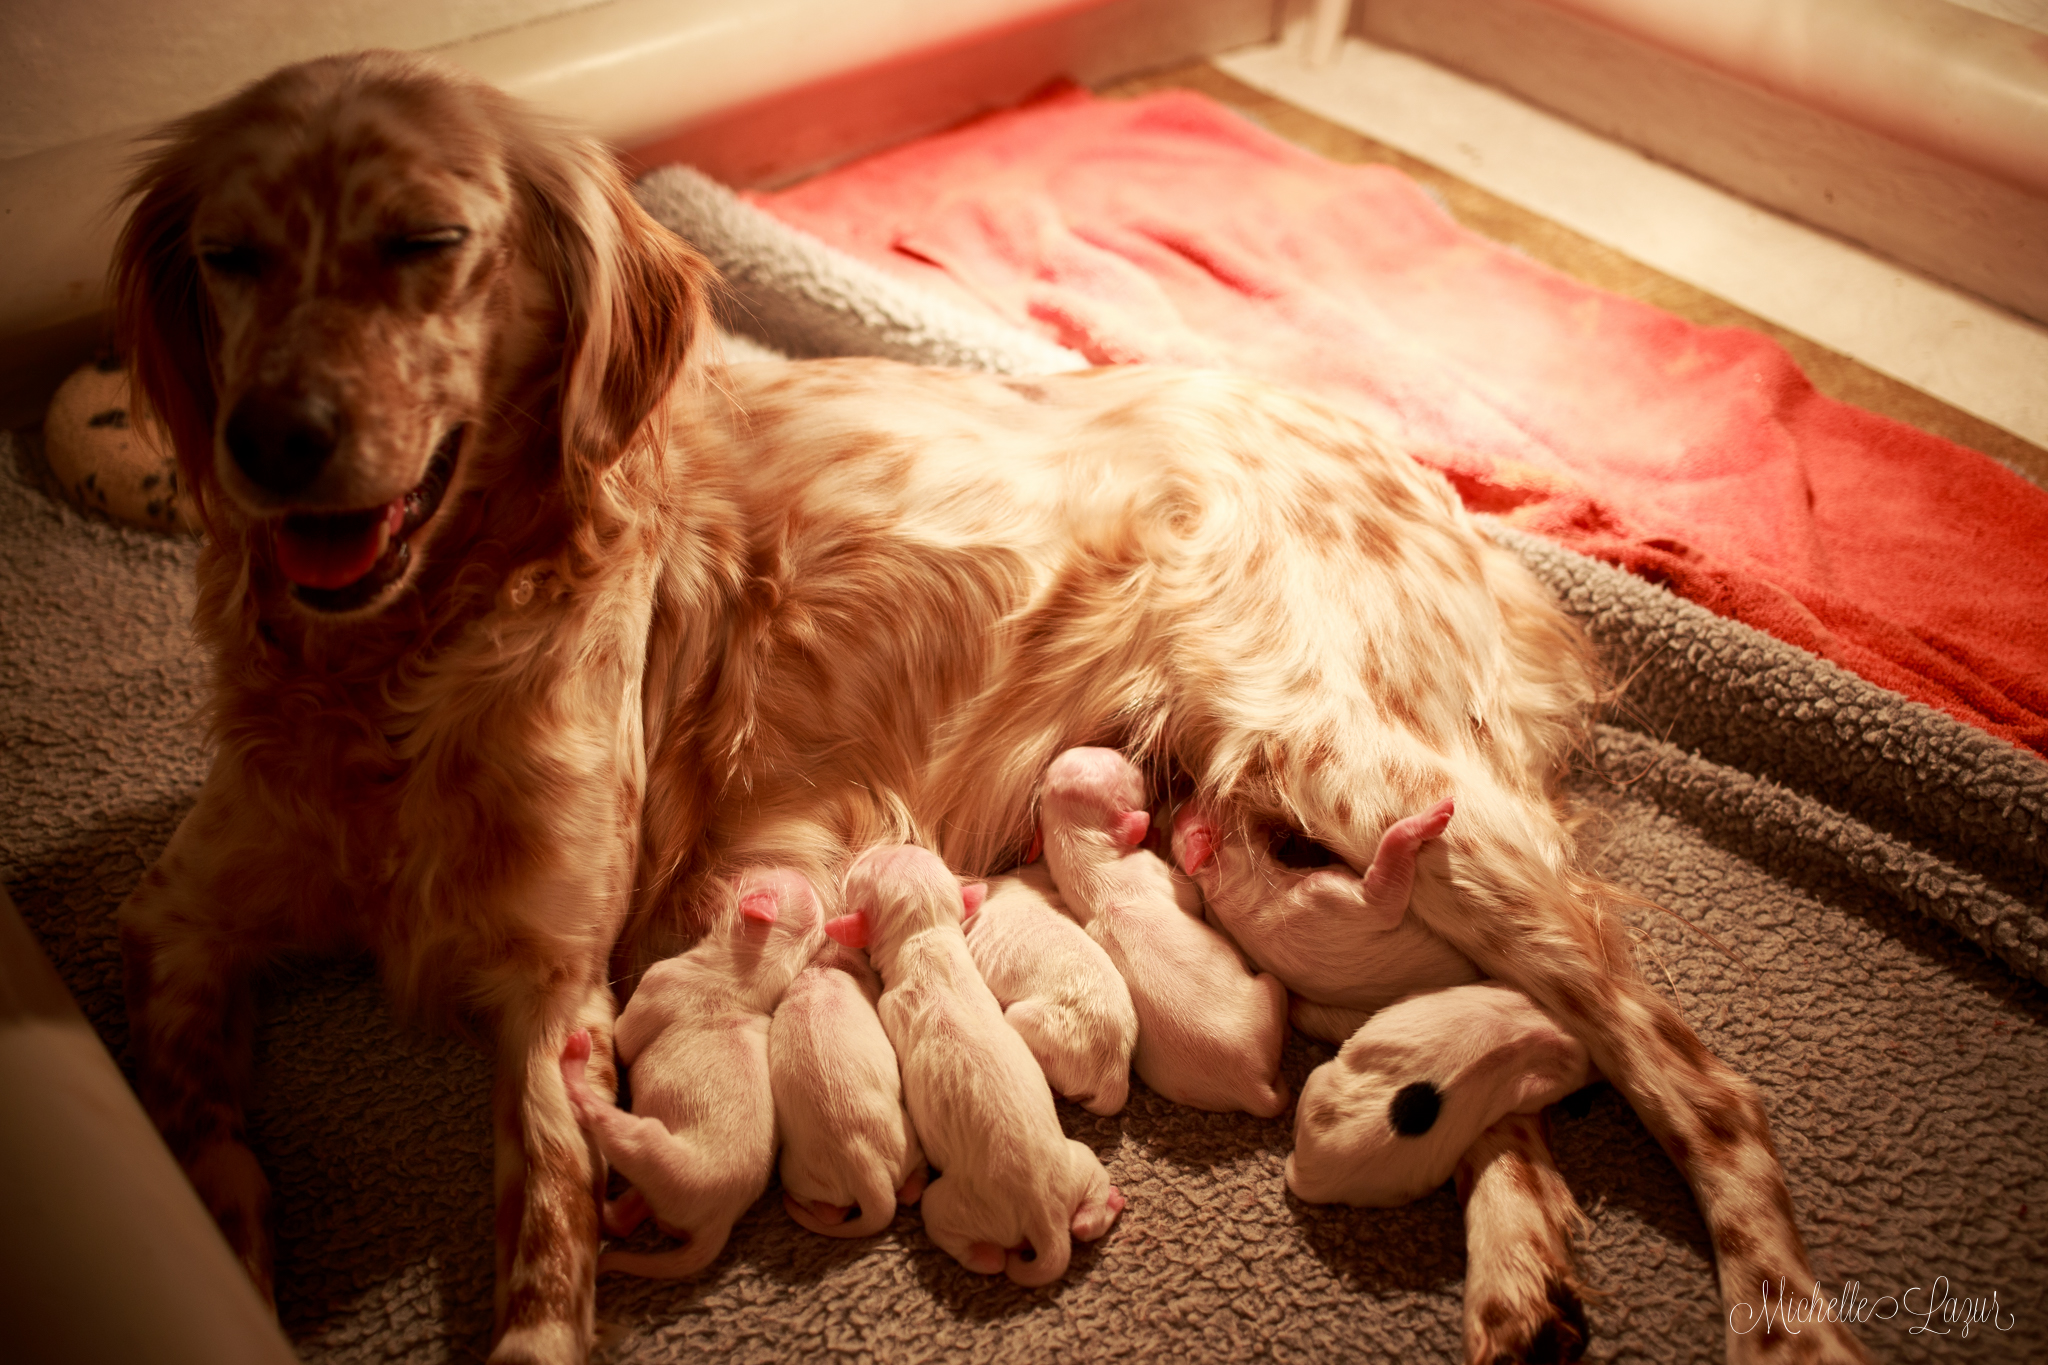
1387;797;1867;1364
1455;1111;1590;1365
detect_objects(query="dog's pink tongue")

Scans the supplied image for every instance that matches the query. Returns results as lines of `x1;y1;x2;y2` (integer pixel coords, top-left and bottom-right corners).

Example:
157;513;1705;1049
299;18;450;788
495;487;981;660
275;501;403;589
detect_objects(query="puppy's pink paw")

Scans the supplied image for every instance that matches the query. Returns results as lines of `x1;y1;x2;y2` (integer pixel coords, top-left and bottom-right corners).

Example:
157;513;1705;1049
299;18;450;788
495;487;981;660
784;1194;851;1226
604;1186;650;1238
1172;805;1217;875
961;1241;1008;1275
896;1167;929;1205
1361;797;1454;924
558;1028;599;1124
1071;1184;1126;1241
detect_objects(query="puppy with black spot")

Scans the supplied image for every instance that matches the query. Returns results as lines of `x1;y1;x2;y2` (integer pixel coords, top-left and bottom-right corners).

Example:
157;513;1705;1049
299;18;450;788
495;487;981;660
1287;981;1594;1207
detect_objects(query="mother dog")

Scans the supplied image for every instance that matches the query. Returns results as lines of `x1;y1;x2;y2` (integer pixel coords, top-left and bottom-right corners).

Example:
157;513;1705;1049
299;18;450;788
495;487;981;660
112;50;1862;1365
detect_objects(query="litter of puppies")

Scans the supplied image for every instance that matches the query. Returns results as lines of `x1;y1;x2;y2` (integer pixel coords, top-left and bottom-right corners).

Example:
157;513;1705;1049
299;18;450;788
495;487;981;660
566;749;1570;1285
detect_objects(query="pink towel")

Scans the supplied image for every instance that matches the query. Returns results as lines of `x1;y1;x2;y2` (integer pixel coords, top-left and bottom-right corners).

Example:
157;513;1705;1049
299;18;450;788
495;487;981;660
749;86;2048;756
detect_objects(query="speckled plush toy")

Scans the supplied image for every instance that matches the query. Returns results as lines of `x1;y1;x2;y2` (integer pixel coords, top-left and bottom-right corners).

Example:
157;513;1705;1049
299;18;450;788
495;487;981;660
42;355;198;533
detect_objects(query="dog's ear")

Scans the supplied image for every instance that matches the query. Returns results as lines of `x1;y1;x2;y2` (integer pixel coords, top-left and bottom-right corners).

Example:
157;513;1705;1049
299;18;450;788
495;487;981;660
517;128;714;487
960;881;988;921
112;119;226;531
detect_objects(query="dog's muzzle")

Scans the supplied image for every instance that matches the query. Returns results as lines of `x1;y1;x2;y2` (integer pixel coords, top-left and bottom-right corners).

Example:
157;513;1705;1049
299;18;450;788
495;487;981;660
275;425;463;612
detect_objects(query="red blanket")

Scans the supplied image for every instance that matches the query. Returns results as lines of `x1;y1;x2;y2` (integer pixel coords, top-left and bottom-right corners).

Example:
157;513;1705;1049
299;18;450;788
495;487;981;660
748;86;2048;756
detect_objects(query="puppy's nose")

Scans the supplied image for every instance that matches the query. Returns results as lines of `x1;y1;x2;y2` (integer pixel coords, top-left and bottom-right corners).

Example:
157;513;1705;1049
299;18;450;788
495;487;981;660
224;386;343;497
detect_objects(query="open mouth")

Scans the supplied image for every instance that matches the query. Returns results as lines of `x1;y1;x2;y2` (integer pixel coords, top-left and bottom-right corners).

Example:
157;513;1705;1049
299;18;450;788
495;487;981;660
275;426;462;613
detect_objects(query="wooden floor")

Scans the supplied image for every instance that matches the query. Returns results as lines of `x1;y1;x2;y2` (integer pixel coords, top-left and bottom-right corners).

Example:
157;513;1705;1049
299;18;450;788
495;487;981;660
1101;60;2048;488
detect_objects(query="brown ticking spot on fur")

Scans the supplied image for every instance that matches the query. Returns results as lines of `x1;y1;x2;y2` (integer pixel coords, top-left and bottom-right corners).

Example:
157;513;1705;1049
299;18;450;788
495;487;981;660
1001;379;1048;403
1690;1092;1748;1153
145;864;170;889
1507;1152;1545;1202
1478;1299;1513;1331
1663;1132;1692;1172
1652;1008;1715;1072
1288;503;1345;549
1551;978;1596;1023
1718;1222;1756;1260
1332;795;1353;826
1378;690;1419;736
1353;514;1399;563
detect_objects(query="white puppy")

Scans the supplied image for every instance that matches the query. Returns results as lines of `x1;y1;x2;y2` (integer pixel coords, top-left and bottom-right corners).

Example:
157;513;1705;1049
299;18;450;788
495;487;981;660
1171;797;1481;1017
966;860;1138;1115
829;845;1123;1286
1288;981;1595;1207
560;866;819;1276
770;933;928;1238
1039;747;1289;1118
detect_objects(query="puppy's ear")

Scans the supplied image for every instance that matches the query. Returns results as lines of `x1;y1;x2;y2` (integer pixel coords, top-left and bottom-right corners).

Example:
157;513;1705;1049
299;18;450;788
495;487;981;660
738;887;780;925
517;127;714;486
960;881;988;921
112;119;226;531
823;912;871;950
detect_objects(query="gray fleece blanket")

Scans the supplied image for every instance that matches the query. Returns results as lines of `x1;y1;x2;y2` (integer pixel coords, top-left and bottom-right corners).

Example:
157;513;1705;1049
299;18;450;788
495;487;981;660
2;165;2044;1365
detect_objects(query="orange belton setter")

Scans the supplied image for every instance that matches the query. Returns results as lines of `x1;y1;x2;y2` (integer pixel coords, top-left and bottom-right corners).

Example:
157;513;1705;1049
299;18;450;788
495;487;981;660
112;49;1863;1365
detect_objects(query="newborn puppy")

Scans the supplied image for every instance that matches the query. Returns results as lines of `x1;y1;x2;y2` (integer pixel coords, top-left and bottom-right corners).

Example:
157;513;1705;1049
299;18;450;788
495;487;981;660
1039;748;1288;1118
1171;798;1481;1016
561;867;819;1277
770;933;927;1238
829;845;1123;1286
1287;981;1594;1207
966;860;1138;1115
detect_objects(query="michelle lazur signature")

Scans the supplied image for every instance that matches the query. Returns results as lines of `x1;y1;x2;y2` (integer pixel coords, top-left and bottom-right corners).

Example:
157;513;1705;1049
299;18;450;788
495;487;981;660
1731;1277;2019;1341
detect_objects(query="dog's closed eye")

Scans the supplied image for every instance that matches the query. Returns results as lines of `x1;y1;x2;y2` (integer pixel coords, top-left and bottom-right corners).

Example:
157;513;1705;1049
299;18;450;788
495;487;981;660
383;226;470;263
199;241;265;279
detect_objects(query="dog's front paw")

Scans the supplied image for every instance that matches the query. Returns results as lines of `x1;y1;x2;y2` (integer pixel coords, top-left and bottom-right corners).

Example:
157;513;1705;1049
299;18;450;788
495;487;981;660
185;1138;276;1308
488;1321;585;1365
1466;1278;1588;1365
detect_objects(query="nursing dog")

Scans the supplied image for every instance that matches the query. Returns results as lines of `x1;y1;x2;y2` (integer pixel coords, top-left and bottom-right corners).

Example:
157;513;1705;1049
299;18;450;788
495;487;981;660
112;49;1863;1365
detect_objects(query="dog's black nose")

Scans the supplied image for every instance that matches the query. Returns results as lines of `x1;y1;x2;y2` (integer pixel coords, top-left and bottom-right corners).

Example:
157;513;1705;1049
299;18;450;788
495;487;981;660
224;386;343;497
